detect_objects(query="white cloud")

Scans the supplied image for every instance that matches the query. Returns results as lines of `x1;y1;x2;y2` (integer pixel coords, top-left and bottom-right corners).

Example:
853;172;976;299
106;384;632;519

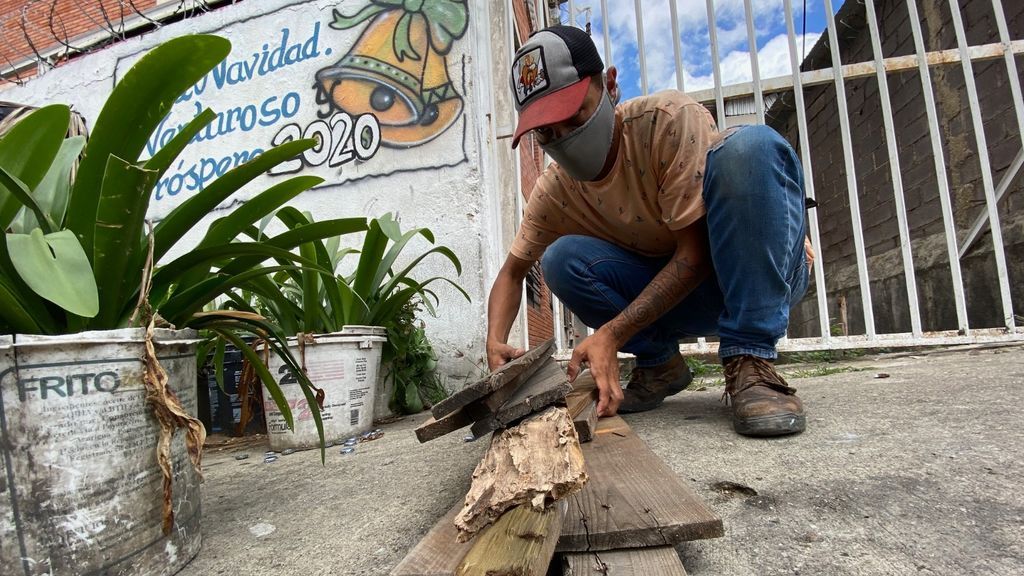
566;0;815;94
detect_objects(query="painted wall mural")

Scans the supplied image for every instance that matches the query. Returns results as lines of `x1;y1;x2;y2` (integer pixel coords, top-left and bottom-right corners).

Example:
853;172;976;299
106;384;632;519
116;0;471;218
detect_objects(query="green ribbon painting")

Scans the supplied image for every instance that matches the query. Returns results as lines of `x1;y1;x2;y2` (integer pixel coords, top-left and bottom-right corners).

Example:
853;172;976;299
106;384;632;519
331;0;469;62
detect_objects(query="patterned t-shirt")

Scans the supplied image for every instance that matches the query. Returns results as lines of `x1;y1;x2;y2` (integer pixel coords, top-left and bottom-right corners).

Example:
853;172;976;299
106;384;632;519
511;90;719;261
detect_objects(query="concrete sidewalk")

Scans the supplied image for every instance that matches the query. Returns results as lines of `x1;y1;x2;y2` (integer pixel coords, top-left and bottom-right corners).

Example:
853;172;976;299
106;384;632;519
178;344;1024;575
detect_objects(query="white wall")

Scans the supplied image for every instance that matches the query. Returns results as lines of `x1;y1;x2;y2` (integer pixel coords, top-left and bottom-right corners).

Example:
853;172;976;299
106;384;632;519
0;0;518;387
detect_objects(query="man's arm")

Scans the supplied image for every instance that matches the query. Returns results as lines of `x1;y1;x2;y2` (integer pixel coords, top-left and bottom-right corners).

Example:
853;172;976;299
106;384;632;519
486;253;535;370
567;220;711;416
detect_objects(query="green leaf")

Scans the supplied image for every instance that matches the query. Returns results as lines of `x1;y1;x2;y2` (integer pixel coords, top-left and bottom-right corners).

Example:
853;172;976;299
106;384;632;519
218;219;369;276
404;380;423;414
376;246;463;305
211;328;294;431
150;138;317;266
213;338;226;393
0;166;55;234
172;175;324;293
0;276;44;333
159;265;307;326
91;156;159;328
12;136;85;234
6;229;99;317
353;219;388;302
0;104;71;230
143;108;216;181
151;243;330;295
67;36;231;253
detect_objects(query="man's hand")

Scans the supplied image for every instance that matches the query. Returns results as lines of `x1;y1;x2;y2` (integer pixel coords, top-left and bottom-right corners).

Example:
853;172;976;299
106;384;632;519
487;341;525;371
566;328;623;417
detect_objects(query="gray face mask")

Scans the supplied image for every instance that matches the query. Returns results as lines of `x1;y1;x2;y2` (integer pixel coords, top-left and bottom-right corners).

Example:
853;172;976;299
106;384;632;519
540;88;615;181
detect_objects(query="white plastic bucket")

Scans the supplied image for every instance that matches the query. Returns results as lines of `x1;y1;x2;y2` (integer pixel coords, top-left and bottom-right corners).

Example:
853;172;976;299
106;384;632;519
0;328;201;576
262;326;387;450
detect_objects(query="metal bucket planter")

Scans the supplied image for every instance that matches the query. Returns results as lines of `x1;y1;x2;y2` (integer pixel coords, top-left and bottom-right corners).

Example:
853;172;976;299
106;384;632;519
262;326;387;450
0;328;201;576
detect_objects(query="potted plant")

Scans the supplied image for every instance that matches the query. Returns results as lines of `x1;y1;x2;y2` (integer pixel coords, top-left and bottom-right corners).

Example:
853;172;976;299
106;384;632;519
0;35;365;576
221;211;468;448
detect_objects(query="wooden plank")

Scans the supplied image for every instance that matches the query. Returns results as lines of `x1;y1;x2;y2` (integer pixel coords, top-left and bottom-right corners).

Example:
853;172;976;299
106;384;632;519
415;371;533;443
562;547;688;575
469;357;571;438
415;408;475;443
432;339;554;419
456;502;565;576
565;372;598;443
557;416;724;551
390;504;471;576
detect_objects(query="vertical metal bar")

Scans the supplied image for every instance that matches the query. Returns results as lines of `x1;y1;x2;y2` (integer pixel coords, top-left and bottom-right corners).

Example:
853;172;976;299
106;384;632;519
784;0;830;341
991;0;1024;138
742;0;765;123
601;0;612;64
534;0;543;29
705;0;726;130
634;0;648;95
905;0;969;332
864;0;922;337
567;0;575;26
824;0;875;337
669;0;685;91
552;294;565;351
957;0;1024;257
948;0;1016;329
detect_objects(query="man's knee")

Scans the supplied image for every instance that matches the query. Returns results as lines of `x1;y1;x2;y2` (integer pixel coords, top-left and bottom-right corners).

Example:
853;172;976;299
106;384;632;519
540;235;588;293
714;125;791;165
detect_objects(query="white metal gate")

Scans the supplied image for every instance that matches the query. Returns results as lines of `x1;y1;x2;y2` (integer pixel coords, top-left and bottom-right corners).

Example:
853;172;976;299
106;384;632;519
502;0;1024;355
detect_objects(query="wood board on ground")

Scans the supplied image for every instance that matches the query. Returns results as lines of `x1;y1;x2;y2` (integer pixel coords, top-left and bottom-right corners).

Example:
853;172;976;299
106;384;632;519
557;415;724;551
561;546;688;575
456;502;565;576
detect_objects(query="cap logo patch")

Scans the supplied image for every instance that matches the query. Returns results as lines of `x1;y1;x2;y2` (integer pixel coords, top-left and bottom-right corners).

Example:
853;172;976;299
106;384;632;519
513;47;548;107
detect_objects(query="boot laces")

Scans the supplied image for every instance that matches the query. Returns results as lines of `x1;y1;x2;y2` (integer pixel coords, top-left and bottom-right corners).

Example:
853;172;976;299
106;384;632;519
721;355;795;403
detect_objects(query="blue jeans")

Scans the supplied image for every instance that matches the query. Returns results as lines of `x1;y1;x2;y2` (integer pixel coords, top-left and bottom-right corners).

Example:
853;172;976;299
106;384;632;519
541;125;809;366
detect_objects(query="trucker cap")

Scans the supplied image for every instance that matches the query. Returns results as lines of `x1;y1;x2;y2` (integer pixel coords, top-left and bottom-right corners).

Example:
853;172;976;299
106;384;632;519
510;25;604;148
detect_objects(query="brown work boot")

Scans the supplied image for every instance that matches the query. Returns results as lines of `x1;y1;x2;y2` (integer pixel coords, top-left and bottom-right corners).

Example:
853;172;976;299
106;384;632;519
723;355;806;437
619;354;693;413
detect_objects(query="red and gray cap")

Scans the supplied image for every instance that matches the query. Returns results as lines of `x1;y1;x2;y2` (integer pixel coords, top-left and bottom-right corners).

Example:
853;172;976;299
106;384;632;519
510;25;604;148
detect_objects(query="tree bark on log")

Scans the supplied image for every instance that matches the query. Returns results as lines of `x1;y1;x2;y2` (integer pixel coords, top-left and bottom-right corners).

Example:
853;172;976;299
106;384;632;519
455;406;587;541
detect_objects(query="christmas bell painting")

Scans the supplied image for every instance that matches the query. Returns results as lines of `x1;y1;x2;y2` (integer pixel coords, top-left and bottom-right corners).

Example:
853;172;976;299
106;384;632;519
318;0;469;148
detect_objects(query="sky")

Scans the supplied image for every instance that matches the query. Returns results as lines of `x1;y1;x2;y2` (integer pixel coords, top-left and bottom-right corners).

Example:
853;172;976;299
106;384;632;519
557;0;843;100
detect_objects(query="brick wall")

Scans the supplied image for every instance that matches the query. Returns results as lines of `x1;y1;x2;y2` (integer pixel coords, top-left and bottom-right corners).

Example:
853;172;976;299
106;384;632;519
768;0;1024;336
513;0;556;347
0;0;204;87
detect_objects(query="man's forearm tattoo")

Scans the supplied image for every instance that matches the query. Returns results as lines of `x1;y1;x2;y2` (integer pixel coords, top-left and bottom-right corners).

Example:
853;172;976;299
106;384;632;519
608;256;707;343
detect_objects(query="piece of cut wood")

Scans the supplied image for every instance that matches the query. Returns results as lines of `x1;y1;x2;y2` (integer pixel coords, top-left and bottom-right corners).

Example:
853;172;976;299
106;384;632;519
562;546;688;575
456;406;587;540
390;504;472;576
469;357;572;438
557;415;724;551
415;370;536;443
415;408;475;443
432;339;554;419
566;372;598;443
456;502;565;576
